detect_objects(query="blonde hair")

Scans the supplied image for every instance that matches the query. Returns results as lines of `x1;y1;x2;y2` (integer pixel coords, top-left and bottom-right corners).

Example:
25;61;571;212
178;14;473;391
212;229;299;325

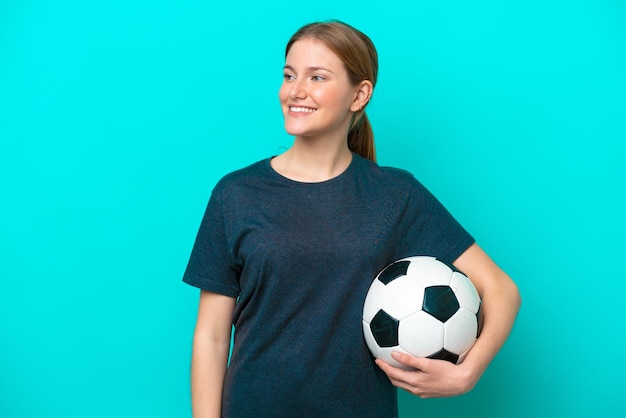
286;21;378;162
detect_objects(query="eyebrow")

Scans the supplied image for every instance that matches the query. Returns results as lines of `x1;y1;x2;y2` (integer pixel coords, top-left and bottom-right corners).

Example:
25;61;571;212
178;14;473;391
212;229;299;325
283;64;335;74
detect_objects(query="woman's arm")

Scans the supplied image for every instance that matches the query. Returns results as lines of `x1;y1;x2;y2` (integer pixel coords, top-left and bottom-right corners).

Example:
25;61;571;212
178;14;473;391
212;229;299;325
190;290;236;417
376;243;521;398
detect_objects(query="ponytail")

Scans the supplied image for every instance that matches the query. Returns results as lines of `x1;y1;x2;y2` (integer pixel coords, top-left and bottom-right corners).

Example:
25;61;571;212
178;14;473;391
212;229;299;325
348;111;376;162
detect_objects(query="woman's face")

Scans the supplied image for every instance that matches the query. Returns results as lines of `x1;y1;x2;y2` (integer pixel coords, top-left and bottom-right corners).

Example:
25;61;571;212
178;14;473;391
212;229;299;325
279;38;361;141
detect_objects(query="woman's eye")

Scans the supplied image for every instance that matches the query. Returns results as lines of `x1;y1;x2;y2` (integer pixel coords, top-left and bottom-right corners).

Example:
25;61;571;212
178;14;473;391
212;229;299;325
283;73;295;81
312;75;325;81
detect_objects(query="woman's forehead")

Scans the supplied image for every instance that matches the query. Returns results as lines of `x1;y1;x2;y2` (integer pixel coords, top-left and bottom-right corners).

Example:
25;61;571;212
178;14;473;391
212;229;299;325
285;38;343;69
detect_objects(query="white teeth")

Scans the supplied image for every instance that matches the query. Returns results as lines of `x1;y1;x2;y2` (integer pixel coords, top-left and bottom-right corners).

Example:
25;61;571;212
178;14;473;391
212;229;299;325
290;106;316;113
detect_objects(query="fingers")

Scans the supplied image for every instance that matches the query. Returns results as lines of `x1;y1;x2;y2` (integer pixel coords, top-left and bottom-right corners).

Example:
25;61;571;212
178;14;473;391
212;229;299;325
375;352;429;377
376;358;425;397
375;352;470;398
376;354;430;397
391;351;430;370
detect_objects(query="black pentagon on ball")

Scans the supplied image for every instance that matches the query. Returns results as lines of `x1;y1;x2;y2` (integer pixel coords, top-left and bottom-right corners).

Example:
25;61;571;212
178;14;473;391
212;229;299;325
476;303;484;338
370;310;399;347
377;260;410;285
422;285;460;322
428;348;460;364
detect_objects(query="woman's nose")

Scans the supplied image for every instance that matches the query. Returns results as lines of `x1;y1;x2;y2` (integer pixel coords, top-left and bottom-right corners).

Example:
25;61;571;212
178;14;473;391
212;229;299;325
289;79;306;100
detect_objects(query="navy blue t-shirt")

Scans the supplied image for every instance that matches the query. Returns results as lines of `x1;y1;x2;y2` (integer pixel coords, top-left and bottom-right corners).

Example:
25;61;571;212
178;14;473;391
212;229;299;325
183;154;474;417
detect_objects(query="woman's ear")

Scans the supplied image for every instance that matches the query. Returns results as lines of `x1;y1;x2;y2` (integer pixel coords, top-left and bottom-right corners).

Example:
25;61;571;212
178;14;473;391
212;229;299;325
351;80;373;111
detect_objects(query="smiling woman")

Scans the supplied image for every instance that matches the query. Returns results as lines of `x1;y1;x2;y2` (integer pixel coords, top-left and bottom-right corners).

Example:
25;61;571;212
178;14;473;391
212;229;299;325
183;20;520;418
282;21;378;163
280;38;369;140
274;37;373;181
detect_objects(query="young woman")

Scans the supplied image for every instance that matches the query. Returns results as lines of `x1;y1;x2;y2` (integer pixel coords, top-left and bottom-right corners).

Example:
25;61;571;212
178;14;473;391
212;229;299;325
183;21;521;418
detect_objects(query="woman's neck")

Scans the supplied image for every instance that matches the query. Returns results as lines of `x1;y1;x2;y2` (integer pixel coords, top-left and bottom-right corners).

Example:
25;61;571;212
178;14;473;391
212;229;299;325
271;138;353;183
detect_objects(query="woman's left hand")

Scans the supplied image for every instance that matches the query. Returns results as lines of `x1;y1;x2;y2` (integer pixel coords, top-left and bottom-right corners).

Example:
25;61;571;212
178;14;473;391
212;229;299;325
375;352;478;398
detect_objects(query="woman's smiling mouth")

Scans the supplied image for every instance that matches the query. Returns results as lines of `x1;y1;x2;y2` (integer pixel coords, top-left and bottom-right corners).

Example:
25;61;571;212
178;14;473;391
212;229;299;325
289;106;317;113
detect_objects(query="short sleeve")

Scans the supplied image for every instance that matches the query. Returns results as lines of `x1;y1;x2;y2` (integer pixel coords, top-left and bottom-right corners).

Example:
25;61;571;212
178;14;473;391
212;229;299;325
399;176;475;264
182;189;240;298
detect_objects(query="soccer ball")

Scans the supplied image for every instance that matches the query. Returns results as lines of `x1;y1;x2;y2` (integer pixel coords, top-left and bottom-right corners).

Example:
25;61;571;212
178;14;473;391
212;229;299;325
362;256;483;369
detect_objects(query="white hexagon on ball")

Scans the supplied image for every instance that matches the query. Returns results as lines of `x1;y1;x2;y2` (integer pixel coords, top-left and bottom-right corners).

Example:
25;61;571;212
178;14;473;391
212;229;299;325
362;279;385;322
380;276;425;320
398;311;444;358
443;308;478;354
406;256;454;288
450;271;480;314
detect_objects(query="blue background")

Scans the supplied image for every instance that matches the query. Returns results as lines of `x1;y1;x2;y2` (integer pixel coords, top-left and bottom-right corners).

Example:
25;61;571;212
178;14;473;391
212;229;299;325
1;1;624;417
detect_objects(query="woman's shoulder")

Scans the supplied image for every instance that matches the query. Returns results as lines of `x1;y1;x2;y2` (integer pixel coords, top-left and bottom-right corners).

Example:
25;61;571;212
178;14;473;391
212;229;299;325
211;158;271;194
353;155;439;208
221;158;269;180
355;154;419;186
